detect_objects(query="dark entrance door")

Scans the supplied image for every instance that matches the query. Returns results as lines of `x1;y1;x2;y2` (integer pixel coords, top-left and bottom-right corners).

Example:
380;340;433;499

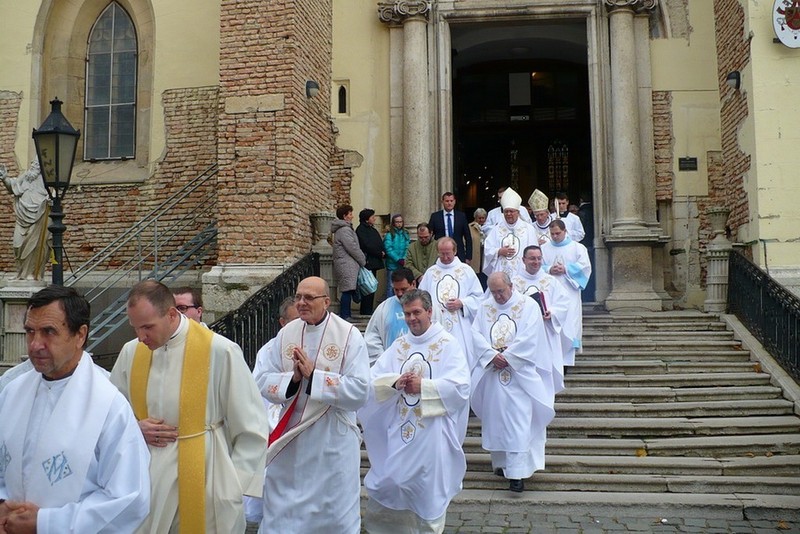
451;21;595;300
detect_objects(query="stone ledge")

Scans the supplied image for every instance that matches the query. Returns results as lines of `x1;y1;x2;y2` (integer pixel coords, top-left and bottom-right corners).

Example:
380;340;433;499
224;95;285;114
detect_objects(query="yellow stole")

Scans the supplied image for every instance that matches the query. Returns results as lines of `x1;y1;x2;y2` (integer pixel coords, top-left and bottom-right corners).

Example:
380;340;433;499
131;319;212;534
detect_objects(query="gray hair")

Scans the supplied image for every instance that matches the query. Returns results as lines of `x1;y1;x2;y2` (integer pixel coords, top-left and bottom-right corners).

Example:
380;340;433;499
488;271;512;287
400;289;432;311
473;208;487;218
278;296;296;321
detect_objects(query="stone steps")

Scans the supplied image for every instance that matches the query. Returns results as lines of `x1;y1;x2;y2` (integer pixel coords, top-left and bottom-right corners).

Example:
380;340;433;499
564;372;772;387
459;472;800;495
462;453;800;477
572;360;758;374
583;331;735;341
577;350;751;361
556;385;785;403
466;415;800;439
553;398;795;418
541;415;800;438
582;339;743;350
356;310;800;518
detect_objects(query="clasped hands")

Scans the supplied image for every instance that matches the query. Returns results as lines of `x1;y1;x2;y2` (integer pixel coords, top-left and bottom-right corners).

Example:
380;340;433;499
491;352;509;370
291;347;314;384
394;372;422;395
549;263;566;276
0;500;38;534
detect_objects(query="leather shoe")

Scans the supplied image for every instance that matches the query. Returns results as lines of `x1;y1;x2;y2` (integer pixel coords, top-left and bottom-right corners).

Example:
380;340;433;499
493;468;504;477
509;479;524;493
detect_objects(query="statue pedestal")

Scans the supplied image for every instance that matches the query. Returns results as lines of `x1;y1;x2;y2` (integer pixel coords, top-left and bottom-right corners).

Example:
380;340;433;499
0;281;46;363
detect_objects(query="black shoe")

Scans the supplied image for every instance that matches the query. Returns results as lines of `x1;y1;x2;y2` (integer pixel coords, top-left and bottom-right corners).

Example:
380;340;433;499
493;468;504;477
509;479;524;493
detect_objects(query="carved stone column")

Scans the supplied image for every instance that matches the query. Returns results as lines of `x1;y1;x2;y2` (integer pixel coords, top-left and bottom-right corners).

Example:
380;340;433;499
704;207;733;313
379;1;432;228
603;0;663;311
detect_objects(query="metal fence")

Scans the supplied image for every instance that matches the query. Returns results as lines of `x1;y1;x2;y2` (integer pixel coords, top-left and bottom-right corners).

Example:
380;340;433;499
728;250;800;382
210;253;320;369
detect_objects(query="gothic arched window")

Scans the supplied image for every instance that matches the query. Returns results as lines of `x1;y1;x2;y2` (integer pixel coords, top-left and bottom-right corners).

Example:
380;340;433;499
84;2;137;160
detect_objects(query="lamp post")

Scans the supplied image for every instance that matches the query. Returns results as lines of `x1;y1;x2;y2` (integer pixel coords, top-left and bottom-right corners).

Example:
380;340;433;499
32;98;80;286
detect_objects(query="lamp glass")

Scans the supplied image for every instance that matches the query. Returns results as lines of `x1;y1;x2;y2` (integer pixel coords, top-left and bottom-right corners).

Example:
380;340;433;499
32;98;80;196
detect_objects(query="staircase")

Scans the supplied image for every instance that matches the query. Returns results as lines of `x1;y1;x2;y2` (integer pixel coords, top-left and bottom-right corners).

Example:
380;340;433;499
358;310;800;521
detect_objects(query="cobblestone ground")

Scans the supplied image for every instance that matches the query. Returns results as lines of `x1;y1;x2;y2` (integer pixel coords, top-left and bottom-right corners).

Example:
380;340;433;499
442;512;798;533
247;514;798;533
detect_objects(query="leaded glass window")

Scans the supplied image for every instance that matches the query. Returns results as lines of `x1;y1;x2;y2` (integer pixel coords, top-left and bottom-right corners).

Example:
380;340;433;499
84;2;137;160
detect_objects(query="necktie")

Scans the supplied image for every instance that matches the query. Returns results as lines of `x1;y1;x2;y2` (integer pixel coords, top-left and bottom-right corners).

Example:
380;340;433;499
446;212;453;237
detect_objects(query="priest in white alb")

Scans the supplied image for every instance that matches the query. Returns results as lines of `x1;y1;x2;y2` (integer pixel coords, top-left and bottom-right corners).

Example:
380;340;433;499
541;219;592;365
359;289;471;533
0;286;150;534
512;245;570;395
419;237;483;366
528;189;553;246
111;280;269;534
551;192;585;242
483;187;538;278
255;276;369;533
471;272;555;493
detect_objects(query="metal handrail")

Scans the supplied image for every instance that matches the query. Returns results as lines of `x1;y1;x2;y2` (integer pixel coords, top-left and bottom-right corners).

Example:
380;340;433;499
728;250;800;382
65;164;218;288
210;253;320;369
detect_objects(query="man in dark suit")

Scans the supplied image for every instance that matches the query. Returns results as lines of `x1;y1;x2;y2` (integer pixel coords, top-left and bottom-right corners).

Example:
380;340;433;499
428;192;472;264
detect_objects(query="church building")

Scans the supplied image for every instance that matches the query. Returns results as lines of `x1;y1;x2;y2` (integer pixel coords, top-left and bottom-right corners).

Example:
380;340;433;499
0;0;798;318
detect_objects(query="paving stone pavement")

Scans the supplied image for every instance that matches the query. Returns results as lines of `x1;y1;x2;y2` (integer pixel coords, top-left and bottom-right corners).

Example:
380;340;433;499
246;513;798;533
440;511;799;533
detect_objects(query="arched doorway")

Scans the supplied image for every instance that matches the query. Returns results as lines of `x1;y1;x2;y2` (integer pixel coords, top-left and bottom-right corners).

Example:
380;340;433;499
450;20;595;300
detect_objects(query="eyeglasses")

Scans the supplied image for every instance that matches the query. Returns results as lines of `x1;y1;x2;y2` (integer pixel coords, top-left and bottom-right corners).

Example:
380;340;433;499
176;305;199;313
293;294;327;303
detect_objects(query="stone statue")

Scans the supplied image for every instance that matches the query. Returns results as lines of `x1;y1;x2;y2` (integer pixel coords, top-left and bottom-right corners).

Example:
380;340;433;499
1;160;51;280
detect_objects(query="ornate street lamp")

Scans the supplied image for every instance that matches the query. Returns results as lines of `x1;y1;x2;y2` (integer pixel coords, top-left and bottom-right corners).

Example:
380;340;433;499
32;98;80;286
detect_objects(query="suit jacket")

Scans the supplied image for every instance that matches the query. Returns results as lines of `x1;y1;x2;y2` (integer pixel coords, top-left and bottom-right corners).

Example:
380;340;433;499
428;209;472;262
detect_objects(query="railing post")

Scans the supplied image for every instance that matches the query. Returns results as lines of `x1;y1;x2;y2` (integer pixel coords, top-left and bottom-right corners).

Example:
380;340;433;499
704;206;733;313
310;212;336;310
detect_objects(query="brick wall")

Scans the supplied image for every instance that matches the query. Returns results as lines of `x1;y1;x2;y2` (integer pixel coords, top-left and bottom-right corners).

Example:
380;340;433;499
69;86;219;272
218;0;336;265
653;90;674;201
712;0;751;237
0;86;219;276
0;92;23;272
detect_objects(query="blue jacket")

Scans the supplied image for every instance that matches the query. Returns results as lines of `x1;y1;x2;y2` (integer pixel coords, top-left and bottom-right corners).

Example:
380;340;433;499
383;229;411;271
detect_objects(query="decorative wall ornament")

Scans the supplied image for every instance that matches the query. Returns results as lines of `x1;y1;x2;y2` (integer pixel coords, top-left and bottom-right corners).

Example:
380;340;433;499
774;0;800;48
604;0;657;13
378;1;431;24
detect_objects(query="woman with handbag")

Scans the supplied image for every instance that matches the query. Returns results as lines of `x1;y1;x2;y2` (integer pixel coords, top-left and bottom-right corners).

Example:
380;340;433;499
356;208;384;316
332;205;366;321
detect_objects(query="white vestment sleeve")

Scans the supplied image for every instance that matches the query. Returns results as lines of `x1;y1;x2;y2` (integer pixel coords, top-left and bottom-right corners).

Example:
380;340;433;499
36;396;151;534
364;302;387;365
213;339;270;497
254;331;296;403
471;321;499;370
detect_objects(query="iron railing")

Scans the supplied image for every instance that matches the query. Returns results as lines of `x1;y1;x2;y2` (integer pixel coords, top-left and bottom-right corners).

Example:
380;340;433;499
728;250;800;382
210;253;320;369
